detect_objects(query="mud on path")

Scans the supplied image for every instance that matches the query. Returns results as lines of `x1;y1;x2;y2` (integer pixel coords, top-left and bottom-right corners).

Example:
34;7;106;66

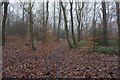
2;36;120;78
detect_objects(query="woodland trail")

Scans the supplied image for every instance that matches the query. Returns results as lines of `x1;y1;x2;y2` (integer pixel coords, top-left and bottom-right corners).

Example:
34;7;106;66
2;36;119;78
43;41;68;78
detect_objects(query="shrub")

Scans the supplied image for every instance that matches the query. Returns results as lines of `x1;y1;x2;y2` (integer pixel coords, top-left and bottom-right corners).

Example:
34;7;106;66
95;46;118;53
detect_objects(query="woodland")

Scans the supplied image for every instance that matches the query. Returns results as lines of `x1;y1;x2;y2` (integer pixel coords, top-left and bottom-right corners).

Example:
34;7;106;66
0;0;120;78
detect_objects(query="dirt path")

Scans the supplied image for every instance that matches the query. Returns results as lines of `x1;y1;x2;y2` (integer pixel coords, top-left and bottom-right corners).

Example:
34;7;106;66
42;41;68;78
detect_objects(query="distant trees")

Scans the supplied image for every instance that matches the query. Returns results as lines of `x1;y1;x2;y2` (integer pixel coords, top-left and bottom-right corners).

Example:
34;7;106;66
115;2;120;53
2;1;120;52
20;0;36;50
19;2;28;38
102;1;108;47
2;2;9;46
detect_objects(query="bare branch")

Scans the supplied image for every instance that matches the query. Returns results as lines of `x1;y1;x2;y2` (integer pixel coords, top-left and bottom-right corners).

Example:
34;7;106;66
19;0;30;13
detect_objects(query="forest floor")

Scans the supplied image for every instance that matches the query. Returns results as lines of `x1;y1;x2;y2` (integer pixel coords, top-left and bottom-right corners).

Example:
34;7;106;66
2;36;120;78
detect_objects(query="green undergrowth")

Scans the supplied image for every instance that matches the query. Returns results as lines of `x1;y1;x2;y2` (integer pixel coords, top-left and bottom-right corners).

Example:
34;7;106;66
94;46;118;54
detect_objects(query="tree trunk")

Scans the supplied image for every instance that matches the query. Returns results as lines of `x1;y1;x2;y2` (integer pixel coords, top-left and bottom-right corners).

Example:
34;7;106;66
43;1;45;43
0;2;2;46
60;2;72;48
45;1;49;43
115;2;120;53
70;2;77;47
46;2;49;26
92;2;97;50
43;1;49;43
54;2;56;38
29;2;36;51
57;2;61;42
22;2;25;22
2;2;9;46
75;2;84;43
102;2;108;47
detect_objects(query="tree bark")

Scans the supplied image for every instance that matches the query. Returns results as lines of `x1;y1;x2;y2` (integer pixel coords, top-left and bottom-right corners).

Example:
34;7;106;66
70;2;77;47
43;1;45;43
46;2;49;25
57;2;61;42
29;1;36;51
75;2;84;43
0;2;2;46
92;2;97;50
60;2;72;48
2;2;9;46
102;2;108;47
54;2;56;38
43;1;49;43
115;2;120;53
22;2;25;22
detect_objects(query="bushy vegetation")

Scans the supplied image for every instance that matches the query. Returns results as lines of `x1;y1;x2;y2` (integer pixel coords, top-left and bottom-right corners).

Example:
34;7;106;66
108;40;118;47
95;46;118;53
6;21;28;37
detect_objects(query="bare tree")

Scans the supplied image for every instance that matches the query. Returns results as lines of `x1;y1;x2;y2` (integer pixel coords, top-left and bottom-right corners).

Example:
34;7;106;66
92;2;97;50
2;2;9;46
60;2;72;48
20;0;36;50
46;1;49;27
43;1;49;43
75;2;84;43
54;1;56;38
57;2;61;42
22;2;25;22
29;1;36;51
70;2;77;47
0;2;3;46
102;1;108;47
43;0;45;43
115;2;120;53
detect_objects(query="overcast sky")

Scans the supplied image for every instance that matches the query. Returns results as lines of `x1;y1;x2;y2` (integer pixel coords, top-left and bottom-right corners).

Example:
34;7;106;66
2;0;117;3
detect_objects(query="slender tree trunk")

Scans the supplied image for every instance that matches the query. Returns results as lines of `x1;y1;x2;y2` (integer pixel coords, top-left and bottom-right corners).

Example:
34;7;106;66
77;22;81;42
22;2;25;22
75;2;84;43
70;2;77;47
57;3;61;42
21;3;25;38
46;2;49;26
2;2;9;46
54;2;56;38
43;1;45;43
102;2;108;47
115;2;120;53
29;1;36;51
45;1;49;42
92;2;97;50
43;1;49;43
0;2;2;46
60;2;72;48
